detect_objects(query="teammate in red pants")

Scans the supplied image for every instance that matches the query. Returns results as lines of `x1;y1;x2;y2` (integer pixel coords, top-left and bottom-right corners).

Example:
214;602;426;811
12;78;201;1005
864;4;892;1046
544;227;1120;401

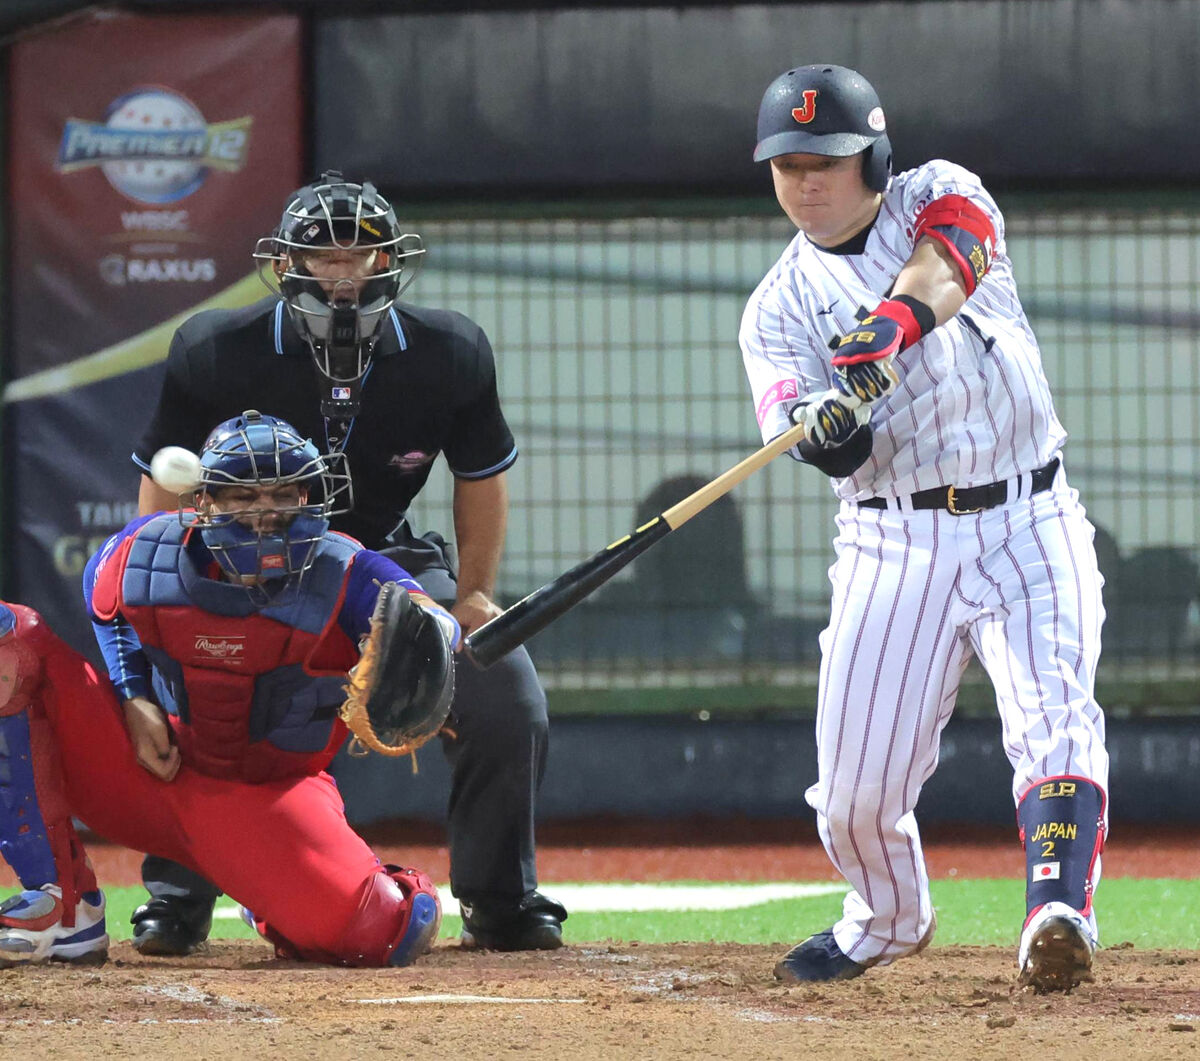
0;411;457;967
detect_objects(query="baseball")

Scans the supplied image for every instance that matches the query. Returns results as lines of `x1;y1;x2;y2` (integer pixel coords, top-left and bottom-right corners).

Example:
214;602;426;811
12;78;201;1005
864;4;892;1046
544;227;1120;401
150;446;203;493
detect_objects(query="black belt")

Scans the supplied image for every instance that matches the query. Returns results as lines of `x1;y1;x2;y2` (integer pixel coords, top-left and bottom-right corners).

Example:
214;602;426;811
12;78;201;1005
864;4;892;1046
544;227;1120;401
858;458;1060;514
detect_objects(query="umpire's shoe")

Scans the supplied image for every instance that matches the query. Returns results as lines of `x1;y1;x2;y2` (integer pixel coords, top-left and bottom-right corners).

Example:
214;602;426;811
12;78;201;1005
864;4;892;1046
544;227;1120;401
1018;902;1096;993
459;891;568;951
0;884;108;967
773;929;867;982
130;895;213;956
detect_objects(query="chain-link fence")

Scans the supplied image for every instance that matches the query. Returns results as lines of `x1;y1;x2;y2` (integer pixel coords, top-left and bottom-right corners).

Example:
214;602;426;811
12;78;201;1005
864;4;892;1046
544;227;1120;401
399;192;1200;715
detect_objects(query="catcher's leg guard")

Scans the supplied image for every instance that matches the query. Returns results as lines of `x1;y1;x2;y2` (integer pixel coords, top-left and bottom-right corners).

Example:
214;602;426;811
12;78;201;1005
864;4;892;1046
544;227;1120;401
338;865;441;967
245;866;441;967
0;604;98;924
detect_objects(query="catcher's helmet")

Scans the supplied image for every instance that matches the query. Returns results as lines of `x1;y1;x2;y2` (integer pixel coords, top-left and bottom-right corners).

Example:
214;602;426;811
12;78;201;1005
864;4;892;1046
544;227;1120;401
753;65;892;193
188;410;352;595
252;172;425;405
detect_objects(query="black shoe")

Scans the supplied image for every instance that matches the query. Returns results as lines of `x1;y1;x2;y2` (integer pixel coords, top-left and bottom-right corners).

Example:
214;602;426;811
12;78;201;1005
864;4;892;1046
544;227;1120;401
773;929;867;982
459;891;568;951
130;896;214;956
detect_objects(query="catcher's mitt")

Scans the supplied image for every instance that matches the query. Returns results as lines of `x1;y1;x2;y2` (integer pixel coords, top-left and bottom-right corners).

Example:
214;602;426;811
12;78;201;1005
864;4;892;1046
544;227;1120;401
340;582;455;757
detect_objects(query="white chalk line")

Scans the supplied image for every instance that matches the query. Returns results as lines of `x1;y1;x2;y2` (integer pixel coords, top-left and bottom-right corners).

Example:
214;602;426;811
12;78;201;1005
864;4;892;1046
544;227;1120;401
0;982;282;1027
213;881;845;920
1;1018;285;1026
351;994;585;1005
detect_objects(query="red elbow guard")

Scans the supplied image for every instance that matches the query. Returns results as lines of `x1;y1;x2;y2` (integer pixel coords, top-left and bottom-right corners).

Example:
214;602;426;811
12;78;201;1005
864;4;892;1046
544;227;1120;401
913;194;996;295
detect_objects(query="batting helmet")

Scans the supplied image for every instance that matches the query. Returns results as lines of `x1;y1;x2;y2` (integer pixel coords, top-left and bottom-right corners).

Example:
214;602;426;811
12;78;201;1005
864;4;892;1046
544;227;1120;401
753;65;892;193
189;410;352;595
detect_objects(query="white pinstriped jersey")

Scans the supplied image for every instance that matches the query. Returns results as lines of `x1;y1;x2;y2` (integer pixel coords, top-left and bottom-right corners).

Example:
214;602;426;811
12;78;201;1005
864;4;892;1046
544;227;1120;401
739;157;1108;967
740;160;1066;501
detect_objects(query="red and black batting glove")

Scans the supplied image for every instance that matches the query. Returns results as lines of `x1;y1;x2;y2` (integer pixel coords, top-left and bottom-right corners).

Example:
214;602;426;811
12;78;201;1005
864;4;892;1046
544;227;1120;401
830;297;931;404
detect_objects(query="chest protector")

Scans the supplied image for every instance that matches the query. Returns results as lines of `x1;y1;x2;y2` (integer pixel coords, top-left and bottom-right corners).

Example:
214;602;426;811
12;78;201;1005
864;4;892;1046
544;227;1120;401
92;517;360;782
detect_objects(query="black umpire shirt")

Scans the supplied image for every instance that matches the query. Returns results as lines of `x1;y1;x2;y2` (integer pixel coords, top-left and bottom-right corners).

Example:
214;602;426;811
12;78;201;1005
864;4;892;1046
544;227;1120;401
133;295;518;549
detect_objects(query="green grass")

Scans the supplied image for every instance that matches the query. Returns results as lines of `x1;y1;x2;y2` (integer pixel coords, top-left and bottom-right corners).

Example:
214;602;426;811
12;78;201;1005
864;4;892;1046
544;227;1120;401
98;877;1200;950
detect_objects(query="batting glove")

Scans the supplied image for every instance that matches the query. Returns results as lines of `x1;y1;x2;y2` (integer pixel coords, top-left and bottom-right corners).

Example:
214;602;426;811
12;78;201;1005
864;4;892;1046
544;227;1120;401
830;298;929;404
830;323;900;404
788;390;871;448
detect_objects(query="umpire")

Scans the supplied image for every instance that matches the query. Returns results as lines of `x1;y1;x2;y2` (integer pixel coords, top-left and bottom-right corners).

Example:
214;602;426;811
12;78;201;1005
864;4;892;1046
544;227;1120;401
129;171;566;953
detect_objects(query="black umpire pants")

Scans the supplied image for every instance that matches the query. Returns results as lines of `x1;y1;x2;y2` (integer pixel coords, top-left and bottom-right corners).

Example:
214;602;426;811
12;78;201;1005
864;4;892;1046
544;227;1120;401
141;529;550;908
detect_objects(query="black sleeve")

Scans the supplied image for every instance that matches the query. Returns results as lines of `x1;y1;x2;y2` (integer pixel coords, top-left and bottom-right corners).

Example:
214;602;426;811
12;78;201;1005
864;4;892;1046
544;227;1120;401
131;328;221;470
794;423;874;479
440;323;518;479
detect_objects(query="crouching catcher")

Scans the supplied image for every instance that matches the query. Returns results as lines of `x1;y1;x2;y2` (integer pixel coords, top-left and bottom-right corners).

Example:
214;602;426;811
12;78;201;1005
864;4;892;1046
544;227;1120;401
0;410;458;967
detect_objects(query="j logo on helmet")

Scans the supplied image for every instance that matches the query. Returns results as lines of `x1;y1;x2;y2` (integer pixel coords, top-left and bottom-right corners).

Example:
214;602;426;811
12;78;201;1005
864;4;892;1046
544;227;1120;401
791;90;818;124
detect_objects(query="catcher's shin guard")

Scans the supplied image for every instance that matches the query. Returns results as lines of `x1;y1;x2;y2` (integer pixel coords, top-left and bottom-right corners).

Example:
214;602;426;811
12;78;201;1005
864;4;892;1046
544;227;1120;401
336;865;441;967
1017;776;1106;918
0;604;97;922
245;866;441;967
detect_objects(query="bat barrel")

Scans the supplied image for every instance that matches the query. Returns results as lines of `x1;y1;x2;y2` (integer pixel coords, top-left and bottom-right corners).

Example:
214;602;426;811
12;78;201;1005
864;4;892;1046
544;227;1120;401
463;417;814;669
464;517;671;669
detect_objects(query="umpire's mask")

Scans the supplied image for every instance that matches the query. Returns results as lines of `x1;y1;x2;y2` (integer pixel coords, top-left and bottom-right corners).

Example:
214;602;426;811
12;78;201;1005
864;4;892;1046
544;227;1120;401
253;171;425;422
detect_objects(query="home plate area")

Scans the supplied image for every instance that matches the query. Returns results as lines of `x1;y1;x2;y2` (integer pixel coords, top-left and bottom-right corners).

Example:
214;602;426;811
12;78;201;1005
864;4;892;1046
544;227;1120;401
4;828;1199;1058
1;937;1197;1059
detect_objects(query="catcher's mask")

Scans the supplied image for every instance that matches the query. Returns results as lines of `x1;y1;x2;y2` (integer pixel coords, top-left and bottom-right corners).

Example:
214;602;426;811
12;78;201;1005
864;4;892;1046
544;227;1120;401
753;64;892;193
252;171;425;421
185;410;353;601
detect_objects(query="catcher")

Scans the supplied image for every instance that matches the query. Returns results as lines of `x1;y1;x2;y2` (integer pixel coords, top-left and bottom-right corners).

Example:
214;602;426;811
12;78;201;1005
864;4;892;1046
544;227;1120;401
0;410;456;967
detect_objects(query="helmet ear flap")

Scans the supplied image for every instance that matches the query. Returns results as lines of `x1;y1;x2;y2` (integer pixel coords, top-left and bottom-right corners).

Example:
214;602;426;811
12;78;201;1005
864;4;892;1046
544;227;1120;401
862;134;893;193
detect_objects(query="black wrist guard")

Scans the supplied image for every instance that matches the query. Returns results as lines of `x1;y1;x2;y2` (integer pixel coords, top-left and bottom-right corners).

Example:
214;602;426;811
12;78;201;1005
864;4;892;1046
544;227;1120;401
796;423;874;478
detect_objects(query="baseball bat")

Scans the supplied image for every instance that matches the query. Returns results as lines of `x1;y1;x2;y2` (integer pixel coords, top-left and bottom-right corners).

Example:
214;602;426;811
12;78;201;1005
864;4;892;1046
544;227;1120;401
463;413;826;669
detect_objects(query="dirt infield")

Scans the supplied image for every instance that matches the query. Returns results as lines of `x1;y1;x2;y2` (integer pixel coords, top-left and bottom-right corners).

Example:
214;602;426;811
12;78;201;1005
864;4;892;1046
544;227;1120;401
2;940;1199;1059
3;820;1199;1058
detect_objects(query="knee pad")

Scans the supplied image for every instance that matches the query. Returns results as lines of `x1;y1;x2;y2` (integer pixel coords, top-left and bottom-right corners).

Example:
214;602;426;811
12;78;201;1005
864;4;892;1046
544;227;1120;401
1017;776;1106;917
333;866;441;968
0;604;45;716
246;866;441;967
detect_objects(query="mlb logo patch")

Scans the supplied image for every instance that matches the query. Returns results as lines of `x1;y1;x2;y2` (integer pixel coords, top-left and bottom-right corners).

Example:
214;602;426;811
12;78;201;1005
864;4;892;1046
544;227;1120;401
332;387;351;400
1032;861;1061;881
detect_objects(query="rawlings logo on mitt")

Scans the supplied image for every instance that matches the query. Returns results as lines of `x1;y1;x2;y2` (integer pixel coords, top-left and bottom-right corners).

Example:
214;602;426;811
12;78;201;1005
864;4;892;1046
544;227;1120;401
340;581;455;757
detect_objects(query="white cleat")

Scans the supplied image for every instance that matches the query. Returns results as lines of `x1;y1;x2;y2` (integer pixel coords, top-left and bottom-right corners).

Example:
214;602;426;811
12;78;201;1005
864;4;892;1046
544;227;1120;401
0;884;108;967
1018;901;1095;993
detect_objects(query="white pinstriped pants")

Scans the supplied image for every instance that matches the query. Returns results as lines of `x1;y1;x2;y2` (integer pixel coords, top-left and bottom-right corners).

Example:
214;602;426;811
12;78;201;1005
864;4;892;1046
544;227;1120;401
806;470;1109;965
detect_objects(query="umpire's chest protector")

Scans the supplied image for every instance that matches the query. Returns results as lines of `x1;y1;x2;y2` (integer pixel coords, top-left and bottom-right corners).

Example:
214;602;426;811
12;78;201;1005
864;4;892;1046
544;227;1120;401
92;517;359;782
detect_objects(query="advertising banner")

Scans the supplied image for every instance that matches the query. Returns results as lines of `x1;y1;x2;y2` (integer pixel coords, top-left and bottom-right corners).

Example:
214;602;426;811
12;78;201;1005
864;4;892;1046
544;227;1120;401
4;10;304;655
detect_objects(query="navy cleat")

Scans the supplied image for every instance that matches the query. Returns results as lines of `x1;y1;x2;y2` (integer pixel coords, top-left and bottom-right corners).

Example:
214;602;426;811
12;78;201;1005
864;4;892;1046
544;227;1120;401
773;929;867;982
0;885;108;967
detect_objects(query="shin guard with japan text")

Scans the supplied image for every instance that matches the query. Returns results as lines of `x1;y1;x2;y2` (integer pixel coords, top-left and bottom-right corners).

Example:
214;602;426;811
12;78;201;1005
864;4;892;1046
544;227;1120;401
1017;776;1105;917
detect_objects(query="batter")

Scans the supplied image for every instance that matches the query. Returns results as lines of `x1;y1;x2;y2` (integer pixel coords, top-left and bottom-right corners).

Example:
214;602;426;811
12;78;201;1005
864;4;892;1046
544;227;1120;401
739;64;1108;992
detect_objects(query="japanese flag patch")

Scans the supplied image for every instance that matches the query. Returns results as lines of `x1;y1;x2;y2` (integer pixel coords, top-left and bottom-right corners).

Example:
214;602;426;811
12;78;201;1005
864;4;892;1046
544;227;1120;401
1032;861;1061;881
